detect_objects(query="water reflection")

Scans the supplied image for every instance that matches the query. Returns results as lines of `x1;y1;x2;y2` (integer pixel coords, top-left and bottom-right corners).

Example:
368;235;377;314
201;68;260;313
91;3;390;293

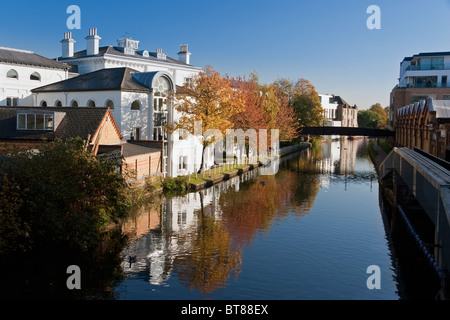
116;137;395;299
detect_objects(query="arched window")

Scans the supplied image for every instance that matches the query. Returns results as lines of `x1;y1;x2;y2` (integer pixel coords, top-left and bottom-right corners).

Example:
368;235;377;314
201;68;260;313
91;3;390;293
87;100;96;108
40;100;48;107
55;100;62;107
30;72;41;81
131;100;140;110
7;69;18;79
152;76;171;141
105;99;114;109
71;100;79;107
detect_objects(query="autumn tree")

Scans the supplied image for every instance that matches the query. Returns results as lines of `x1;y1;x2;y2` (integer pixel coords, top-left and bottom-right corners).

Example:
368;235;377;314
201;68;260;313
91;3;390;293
230;75;299;146
168;66;245;172
274;78;324;127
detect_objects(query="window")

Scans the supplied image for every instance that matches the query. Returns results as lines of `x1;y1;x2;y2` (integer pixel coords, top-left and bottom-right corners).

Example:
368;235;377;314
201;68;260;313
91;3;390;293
87;100;96;107
443;76;448;88
30;72;41;81
7;97;18;107
106;99;114;109
18;114;26;129
7;69;18;79
131;100;140;110
55;100;62;107
131;127;140;140
40;100;48;107
17;112;54;130
184;77;193;86
71;100;79;107
179;156;188;170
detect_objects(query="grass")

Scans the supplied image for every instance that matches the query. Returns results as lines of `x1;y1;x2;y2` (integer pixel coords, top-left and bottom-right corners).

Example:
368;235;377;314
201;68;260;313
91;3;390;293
378;138;393;155
186;163;248;184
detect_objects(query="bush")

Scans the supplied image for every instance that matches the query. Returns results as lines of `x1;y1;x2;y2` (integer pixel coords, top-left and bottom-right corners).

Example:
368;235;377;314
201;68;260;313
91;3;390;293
162;176;188;193
0;138;132;256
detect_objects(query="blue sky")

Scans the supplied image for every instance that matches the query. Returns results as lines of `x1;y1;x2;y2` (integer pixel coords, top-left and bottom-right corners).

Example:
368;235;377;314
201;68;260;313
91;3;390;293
2;0;450;109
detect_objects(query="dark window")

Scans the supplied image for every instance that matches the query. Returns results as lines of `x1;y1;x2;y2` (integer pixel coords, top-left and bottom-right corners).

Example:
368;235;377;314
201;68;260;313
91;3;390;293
131;100;140;110
30;72;41;81
7;69;18;79
7;97;18;107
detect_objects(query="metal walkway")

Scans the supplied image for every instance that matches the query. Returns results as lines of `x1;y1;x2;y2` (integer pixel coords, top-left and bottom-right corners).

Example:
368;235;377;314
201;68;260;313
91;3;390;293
379;147;450;275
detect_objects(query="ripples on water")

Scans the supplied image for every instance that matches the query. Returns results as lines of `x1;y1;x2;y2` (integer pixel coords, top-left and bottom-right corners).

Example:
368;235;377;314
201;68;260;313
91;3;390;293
115;138;402;300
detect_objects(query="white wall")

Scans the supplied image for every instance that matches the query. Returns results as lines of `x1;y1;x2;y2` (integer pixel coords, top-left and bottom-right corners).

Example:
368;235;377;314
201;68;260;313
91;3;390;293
0;63;67;106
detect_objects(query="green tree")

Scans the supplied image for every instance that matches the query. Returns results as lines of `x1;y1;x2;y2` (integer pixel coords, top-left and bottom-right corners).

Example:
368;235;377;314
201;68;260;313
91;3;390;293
358;110;381;128
0;138;131;255
274;78;324;127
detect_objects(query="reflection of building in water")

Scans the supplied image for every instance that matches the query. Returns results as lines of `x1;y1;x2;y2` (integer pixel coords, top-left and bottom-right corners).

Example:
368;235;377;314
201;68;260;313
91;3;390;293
314;138;365;188
119;171;253;286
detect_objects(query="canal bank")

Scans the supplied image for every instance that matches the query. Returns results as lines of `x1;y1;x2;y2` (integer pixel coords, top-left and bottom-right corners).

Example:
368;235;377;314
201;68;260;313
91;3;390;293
185;142;310;191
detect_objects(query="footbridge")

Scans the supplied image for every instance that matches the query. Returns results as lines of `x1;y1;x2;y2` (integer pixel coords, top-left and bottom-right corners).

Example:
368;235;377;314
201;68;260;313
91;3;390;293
300;126;395;137
379;147;450;289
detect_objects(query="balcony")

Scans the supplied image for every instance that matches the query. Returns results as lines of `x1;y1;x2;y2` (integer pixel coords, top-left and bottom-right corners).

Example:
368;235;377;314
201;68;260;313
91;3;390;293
406;64;450;71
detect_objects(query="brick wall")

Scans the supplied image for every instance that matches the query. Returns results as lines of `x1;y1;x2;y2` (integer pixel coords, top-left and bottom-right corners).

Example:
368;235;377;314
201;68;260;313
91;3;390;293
122;151;162;181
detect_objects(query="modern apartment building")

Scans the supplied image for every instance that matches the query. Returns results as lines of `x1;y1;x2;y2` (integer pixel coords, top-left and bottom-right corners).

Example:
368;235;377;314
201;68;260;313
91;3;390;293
389;51;450;129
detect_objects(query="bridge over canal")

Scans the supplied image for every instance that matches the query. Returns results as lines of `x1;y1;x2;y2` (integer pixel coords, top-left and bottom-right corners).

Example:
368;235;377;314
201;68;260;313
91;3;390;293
300;126;395;137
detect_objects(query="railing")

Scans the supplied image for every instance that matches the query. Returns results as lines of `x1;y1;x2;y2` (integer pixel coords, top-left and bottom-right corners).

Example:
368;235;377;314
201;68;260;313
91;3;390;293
406;64;450;71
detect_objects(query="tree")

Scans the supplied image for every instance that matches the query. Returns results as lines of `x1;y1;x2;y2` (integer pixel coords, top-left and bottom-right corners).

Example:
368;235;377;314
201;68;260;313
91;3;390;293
369;103;389;129
274;78;324;127
168;66;245;172
230;76;299;143
0;138;131;255
358;103;389;129
358;110;381;128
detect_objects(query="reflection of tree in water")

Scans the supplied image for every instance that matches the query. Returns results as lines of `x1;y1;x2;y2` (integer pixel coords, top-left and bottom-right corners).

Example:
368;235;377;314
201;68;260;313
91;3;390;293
170;149;323;295
171;215;241;294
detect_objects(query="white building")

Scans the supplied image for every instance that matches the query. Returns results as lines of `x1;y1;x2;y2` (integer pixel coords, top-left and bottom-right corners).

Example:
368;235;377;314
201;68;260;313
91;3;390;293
398;52;450;89
0;46;69;107
319;94;341;127
32;28;213;178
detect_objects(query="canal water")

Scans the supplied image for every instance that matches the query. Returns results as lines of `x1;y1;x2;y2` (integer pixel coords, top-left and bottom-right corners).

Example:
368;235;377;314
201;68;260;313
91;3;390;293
114;137;407;300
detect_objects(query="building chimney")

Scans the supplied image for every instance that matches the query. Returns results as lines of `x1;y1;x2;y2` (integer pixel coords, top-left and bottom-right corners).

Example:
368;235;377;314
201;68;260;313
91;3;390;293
177;44;191;64
85;28;101;56
61;32;76;58
156;48;166;60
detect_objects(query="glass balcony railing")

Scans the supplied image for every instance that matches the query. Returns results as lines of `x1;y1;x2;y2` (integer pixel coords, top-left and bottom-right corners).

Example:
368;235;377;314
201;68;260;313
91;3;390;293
406;64;449;71
397;83;450;88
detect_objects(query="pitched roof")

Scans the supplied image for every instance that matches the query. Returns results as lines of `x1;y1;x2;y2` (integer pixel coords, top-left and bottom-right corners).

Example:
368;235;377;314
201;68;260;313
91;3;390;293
32;67;152;93
58;45;197;68
0;47;69;70
0;107;121;142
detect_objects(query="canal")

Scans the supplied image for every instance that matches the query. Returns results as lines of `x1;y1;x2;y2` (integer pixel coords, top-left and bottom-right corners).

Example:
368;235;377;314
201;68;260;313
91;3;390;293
114;137;426;300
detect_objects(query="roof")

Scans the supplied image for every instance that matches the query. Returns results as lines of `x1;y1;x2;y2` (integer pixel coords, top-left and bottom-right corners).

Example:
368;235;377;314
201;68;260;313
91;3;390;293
0;47;69;70
32;67;152;93
58;45;199;68
428;99;450;119
402;51;450;63
334;96;357;109
0;107;121;142
122;142;161;158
